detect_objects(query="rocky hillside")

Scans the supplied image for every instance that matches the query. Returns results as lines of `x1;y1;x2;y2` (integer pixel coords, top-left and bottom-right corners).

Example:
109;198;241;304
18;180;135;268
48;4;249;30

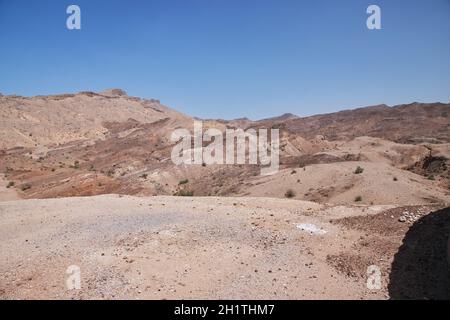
278;103;450;143
0;89;191;149
0;91;449;205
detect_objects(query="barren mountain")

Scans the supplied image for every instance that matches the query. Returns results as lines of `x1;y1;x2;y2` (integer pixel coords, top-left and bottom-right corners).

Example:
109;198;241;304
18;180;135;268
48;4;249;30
0;91;449;204
0;92;449;205
278;103;450;144
0;89;191;149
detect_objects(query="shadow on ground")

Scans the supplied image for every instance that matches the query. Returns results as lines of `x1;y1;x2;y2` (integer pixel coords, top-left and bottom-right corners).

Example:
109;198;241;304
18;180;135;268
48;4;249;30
389;206;450;299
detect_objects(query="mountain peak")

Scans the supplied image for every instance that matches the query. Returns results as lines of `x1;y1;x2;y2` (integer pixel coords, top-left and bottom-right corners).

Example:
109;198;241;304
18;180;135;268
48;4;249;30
278;112;298;119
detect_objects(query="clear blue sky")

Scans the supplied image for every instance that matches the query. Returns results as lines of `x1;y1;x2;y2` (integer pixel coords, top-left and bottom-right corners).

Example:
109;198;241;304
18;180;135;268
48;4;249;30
0;0;449;119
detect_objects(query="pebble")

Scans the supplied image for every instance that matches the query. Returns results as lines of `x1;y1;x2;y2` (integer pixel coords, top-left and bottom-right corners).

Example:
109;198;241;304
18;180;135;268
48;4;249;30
398;209;426;223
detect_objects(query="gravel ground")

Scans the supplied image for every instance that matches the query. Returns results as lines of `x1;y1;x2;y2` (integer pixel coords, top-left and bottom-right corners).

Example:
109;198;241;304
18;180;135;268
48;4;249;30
0;195;446;300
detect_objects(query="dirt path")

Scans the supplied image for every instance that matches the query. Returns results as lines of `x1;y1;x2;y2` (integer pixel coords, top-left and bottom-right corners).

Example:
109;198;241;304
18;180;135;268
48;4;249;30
0;195;446;299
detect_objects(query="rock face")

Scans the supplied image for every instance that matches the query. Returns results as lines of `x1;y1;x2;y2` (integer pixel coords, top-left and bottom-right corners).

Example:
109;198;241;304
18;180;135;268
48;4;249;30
388;206;450;300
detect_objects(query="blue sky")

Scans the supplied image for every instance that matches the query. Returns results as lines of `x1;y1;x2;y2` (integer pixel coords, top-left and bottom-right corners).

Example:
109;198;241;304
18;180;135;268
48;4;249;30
0;0;449;119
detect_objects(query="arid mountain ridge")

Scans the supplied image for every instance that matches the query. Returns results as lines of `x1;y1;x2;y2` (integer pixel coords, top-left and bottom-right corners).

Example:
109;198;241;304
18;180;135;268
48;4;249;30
0;89;449;205
1;89;449;146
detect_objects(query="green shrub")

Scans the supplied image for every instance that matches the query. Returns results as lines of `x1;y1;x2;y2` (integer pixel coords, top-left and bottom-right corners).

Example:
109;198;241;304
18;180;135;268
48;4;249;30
427;175;435;181
6;181;15;188
354;195;362;202
179;179;189;185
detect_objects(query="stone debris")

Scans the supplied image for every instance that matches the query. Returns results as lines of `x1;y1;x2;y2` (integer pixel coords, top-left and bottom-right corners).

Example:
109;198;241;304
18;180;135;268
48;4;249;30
398;208;426;223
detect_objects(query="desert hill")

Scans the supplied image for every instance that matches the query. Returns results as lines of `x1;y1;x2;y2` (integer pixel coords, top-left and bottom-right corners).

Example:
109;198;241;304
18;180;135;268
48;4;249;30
0;91;449;206
0;89;191;149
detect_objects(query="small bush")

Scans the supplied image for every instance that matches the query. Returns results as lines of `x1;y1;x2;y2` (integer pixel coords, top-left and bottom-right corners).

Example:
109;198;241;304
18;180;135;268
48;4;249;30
285;189;295;198
179;179;189;185
175;190;193;196
427;175;435;181
71;160;80;169
354;195;362;202
21;183;32;191
291;170;297;174
6;181;15;188
393;177;398;181
140;173;148;179
354;166;364;174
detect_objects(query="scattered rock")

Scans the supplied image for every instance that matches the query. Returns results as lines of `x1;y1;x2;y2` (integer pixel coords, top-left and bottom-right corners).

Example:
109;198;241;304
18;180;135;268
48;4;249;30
296;223;327;235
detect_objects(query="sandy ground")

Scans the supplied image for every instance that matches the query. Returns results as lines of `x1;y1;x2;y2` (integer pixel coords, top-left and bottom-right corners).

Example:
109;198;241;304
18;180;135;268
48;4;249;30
0;195;386;299
0;174;19;202
241;161;450;205
3;194;445;300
